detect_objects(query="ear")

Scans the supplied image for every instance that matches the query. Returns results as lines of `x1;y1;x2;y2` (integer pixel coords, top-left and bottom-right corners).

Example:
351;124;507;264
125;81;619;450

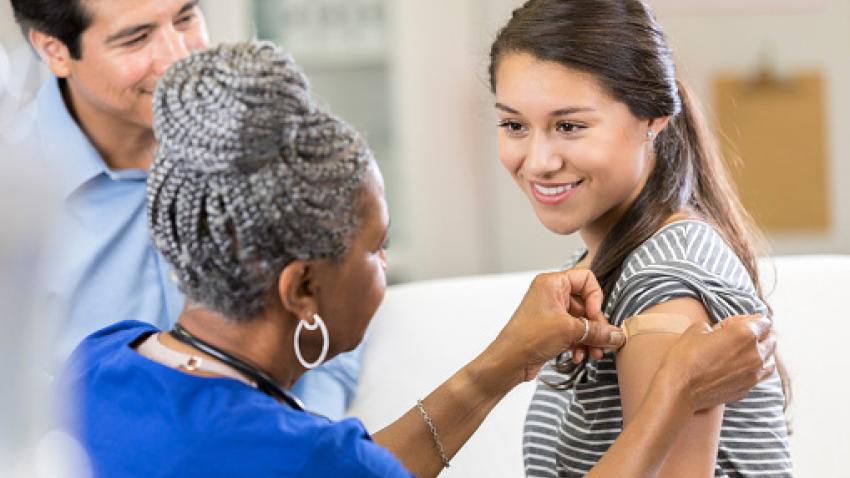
647;116;672;138
28;29;74;78
277;260;320;321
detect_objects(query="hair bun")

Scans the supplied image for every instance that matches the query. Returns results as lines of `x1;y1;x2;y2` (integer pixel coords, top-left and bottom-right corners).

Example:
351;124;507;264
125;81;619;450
153;42;313;175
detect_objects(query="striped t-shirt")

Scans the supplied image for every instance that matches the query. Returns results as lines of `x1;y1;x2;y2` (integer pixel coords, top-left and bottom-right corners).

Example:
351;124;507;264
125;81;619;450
522;220;792;477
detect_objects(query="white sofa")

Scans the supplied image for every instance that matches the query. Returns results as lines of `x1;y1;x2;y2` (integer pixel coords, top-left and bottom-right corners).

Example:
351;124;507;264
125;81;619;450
348;255;850;477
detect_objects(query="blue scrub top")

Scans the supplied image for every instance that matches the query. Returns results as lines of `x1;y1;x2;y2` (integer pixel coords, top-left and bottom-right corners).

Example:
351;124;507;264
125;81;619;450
58;321;413;478
6;77;363;420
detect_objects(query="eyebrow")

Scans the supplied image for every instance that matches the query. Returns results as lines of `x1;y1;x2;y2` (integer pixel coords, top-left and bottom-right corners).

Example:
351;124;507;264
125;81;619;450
105;0;200;44
494;102;595;116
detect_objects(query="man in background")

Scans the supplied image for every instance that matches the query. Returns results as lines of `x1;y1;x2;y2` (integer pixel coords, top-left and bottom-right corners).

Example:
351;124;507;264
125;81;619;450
6;0;361;419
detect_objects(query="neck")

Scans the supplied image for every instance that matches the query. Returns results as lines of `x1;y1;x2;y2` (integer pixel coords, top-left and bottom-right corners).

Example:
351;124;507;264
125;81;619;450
579;200;632;265
580;158;658;263
171;303;305;389
61;79;156;171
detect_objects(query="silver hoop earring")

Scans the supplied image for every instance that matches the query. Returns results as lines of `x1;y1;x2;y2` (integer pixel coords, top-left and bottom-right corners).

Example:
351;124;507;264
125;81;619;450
294;313;329;370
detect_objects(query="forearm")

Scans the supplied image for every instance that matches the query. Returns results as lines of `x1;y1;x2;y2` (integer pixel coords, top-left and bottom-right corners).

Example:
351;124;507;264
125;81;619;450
371;270;625;477
373;347;516;478
586;367;692;478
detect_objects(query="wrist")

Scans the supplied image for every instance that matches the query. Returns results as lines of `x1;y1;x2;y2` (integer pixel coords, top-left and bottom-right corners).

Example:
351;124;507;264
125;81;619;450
465;346;520;399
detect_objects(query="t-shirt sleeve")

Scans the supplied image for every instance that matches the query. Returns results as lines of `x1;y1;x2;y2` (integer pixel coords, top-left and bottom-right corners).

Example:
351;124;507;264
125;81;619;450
298;418;415;478
606;222;767;326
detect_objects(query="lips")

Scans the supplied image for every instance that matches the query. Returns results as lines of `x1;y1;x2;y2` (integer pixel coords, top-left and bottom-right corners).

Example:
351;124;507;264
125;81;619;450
529;180;583;205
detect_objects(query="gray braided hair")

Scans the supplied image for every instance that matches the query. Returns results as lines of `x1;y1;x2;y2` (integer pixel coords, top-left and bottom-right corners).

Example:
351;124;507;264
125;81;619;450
148;41;374;321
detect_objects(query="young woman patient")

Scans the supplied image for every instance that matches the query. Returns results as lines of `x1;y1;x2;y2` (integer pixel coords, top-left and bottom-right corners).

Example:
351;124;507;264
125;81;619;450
488;1;792;477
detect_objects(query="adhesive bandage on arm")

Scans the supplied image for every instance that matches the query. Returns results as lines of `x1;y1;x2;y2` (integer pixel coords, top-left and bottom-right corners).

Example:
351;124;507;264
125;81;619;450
616;310;724;476
621;313;697;339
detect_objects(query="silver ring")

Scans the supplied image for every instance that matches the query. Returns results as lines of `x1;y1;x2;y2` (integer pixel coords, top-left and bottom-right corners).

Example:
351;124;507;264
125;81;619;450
578;317;590;345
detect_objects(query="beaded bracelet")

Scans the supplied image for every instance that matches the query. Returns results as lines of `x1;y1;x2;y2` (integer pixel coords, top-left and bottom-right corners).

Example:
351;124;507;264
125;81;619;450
416;399;450;468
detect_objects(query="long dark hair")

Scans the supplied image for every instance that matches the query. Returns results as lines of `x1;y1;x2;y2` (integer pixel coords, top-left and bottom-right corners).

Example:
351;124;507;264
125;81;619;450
489;0;789;408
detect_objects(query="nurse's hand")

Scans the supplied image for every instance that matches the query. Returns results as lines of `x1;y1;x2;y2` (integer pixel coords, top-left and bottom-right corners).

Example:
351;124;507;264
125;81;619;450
660;315;776;412
485;269;627;386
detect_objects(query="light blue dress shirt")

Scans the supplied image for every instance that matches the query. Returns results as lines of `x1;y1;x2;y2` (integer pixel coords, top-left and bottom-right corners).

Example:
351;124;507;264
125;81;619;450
10;77;362;419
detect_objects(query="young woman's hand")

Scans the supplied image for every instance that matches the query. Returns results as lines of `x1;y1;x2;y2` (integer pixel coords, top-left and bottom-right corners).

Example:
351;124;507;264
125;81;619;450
486;269;627;387
660;315;776;412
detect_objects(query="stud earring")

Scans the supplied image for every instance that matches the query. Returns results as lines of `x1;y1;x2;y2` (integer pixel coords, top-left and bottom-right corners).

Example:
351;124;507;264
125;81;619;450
646;129;656;140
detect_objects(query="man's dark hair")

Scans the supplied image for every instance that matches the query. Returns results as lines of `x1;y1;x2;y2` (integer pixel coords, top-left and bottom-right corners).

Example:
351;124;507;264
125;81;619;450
10;0;92;59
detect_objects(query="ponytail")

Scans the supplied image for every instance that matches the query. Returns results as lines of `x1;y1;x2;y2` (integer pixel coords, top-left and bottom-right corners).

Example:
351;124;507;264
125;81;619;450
490;0;789;414
590;80;791;413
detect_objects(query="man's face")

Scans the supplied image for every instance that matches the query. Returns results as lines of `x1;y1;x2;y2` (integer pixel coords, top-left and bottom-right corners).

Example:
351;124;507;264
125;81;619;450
64;0;209;129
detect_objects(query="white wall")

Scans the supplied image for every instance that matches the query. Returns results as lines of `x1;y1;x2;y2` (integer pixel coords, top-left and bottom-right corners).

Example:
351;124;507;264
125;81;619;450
0;10;87;474
0;3;48;126
199;0;255;43
384;0;497;279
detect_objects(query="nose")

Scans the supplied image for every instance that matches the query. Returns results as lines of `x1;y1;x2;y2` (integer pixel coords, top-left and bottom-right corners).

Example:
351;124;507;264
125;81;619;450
151;26;190;77
523;132;564;178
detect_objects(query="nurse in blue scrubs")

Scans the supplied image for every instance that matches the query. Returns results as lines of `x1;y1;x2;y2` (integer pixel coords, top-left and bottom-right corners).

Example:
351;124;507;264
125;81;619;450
58;42;777;478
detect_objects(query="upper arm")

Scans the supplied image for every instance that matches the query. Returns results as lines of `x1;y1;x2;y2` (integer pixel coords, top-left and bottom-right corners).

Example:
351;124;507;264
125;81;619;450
616;298;724;478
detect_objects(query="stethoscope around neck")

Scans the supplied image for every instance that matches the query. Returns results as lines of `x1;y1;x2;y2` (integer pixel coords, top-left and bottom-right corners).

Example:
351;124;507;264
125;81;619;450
169;323;305;411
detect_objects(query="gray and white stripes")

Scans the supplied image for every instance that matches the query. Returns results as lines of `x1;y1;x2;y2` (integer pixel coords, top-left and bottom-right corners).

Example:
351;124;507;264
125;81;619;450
523;220;792;477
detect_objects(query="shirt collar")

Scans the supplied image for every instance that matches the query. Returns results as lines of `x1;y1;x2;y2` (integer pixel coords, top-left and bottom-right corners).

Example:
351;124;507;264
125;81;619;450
35;77;147;200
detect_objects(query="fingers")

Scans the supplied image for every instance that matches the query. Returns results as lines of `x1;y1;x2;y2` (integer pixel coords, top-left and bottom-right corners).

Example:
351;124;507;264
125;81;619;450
568;295;587;319
757;354;777;382
750;316;773;340
578;319;626;350
572;345;585;363
560;269;605;322
722;315;777;388
757;335;777;370
722;314;772;340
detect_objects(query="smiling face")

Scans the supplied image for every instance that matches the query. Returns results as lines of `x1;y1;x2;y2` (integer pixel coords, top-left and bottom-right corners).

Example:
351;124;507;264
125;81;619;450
61;0;209;129
494;52;665;243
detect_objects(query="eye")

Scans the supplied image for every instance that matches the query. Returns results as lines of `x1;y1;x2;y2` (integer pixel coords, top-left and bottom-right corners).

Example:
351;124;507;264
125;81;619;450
380;237;391;251
497;120;527;137
556;121;585;134
123;33;149;47
176;13;196;26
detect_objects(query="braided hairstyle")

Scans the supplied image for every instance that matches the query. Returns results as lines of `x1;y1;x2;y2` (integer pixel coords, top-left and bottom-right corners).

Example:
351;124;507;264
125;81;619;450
148;41;374;321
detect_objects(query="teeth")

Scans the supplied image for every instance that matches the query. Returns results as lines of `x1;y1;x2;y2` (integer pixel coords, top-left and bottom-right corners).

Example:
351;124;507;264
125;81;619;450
533;182;580;196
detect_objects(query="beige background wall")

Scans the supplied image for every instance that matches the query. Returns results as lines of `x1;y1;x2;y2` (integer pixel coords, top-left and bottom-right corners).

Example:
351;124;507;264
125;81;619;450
2;0;847;282
654;0;850;256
